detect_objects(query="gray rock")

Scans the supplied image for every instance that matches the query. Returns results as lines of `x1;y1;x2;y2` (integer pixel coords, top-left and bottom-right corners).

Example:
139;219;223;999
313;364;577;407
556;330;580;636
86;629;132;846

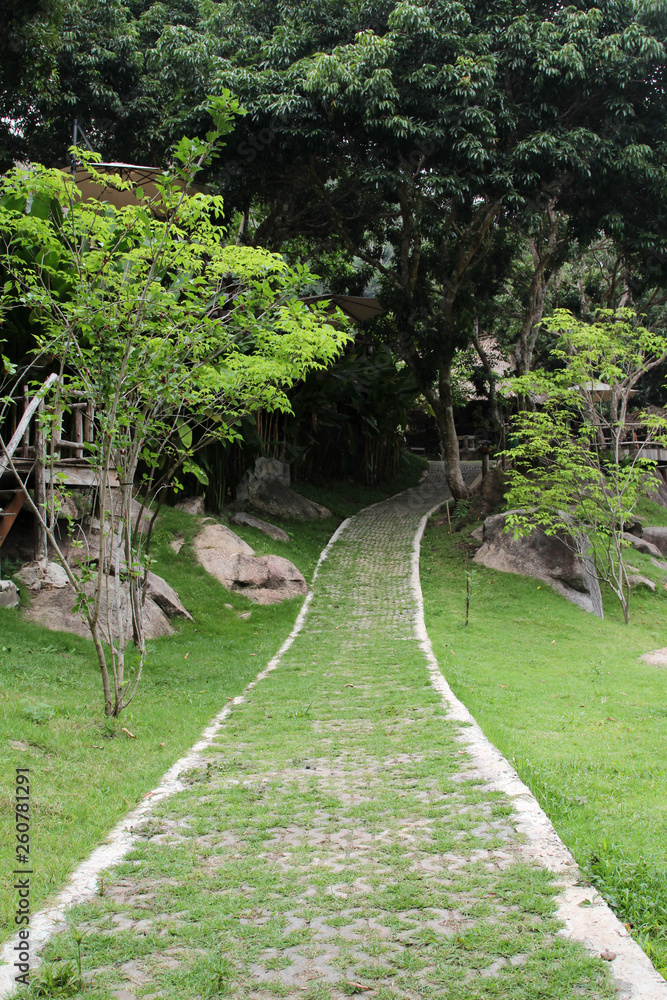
256;457;290;484
622;532;662;557
15;561;45;591
193;524;255;578
650;556;667;572
627;574;656;591
473;510;603;617
174;496;205;516
42;561;69;589
23;583;173;641
15;559;69;591
641;526;667;556
0;580;19;608
647;469;667;510
230;553;270;588
470;525;484;543
236;458;290;502
193;523;307;604
146;571;192;619
229;512;290;543
247;478;331;521
54;494;80;520
249;555;308;604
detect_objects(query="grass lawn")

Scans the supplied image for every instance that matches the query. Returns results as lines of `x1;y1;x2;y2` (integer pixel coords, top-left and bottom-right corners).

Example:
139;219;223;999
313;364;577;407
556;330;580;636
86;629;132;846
0;454;427;942
421;492;667;978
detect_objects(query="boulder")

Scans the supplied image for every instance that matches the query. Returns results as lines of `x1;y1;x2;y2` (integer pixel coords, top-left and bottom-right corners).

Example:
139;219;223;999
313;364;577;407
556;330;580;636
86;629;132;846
470;525;484;543
627;574;656;591
230;511;290;543
15;560;69;591
622;532;662;557
236;458;290;502
641;526;667;556
23;582;173;641
247;555;308;605
193;523;307;604
175;496;205;516
146;571;192;619
0;580;19;608
193;524;255;576
647;469;667;510
247;478;331;521
15;561;45;591
473;510;603;617
42;562;70;589
54;494;80;521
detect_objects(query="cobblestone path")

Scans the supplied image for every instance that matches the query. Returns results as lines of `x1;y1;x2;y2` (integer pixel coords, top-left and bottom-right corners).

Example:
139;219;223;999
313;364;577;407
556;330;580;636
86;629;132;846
38;465;615;999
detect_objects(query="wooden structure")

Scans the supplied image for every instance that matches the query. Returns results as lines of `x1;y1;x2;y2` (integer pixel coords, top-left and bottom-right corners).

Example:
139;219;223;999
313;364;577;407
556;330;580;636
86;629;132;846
0;375;118;558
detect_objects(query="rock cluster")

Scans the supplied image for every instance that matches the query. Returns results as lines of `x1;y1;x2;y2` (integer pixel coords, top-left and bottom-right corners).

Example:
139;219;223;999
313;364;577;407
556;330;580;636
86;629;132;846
473;509;603;616
193;523;307;604
15;562;190;640
236;457;331;521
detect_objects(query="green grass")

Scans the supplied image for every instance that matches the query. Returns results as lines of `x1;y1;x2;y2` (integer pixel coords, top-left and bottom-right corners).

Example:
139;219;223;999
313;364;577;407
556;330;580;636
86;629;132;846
421;493;667;978
0;453;427;941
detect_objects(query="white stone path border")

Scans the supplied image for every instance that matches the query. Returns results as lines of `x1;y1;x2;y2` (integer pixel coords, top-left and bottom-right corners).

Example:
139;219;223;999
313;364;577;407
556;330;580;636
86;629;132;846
412;503;667;1000
1;485;665;999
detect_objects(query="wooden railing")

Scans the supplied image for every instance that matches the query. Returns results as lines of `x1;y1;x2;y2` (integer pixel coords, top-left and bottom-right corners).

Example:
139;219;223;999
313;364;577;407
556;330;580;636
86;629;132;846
13;384;95;463
0;375;98;557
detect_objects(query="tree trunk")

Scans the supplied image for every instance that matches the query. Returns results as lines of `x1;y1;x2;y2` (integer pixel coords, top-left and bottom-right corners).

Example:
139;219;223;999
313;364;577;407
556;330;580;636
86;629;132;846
433;360;470;500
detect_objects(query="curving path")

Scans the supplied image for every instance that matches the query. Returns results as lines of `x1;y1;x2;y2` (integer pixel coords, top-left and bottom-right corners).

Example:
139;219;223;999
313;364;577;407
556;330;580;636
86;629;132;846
3;464;665;999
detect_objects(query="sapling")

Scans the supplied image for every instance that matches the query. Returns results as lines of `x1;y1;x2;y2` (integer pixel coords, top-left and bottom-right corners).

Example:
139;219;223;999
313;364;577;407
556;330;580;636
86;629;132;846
0;95;349;715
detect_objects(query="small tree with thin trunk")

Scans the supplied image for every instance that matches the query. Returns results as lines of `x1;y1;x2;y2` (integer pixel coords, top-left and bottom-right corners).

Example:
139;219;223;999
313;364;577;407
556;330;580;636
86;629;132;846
0;96;349;715
504;309;667;623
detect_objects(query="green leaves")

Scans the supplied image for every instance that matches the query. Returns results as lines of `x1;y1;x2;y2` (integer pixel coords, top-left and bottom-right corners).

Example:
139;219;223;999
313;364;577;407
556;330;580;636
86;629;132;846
503;308;667;622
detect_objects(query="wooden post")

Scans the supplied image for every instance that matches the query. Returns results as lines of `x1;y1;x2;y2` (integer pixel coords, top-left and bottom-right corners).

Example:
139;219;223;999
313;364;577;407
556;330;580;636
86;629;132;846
34;399;48;563
22;385;30;457
84;401;94;444
74;406;84;459
52;403;63;460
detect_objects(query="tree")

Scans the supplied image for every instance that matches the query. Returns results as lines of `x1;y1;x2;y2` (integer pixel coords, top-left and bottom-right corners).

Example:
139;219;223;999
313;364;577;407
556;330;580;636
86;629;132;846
188;0;667;497
13;3;667;498
0;0;63;170
0;96;349;716
504;309;667;623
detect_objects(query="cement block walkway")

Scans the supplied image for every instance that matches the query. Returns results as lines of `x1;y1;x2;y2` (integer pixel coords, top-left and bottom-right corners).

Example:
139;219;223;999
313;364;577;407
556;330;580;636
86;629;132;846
10;464;663;999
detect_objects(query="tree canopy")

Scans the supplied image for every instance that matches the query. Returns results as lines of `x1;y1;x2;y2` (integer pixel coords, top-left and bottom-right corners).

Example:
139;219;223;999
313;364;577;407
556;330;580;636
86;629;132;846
7;1;667;495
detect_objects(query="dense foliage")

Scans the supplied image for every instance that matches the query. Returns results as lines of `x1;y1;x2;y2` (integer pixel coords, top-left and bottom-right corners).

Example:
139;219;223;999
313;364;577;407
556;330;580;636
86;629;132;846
504;309;667;623
0;97;349;714
8;1;667;496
